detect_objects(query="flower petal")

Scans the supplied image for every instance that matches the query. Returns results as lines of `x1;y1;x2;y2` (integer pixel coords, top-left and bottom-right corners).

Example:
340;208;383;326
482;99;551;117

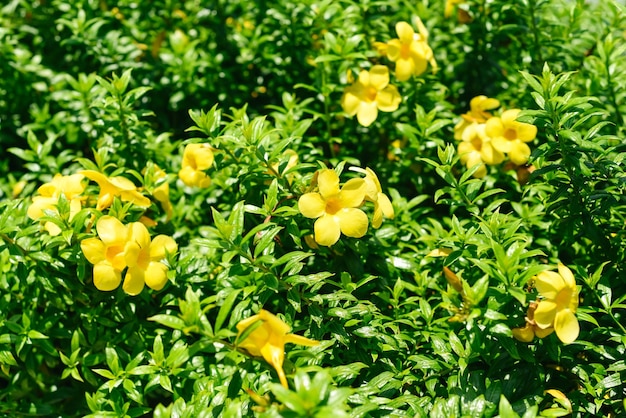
337;208;368;238
557;263;576;289
395;21;415;43
259;310;291;335
260;341;287;387
314;214;341;246
533;300;557;329
317;169;340;199
284;333;319;347
96;216;128;245
554;309;579;344
369;65;389;91
386;39;402;61
339;178;366;208
516;122;537;142
509;140;531;165
378;193;394;219
535;271;563;299
298;193;326;219
394;58;414;82
81;237;106;264
341;89;361;116
357;101;379;127
123;267;145;296
376;85;401;112
150;235;178;260
512;324;535;343
93;262;122;291
144;261;169;290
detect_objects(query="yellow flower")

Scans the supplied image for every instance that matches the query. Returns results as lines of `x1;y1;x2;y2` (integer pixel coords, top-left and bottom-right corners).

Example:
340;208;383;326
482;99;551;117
178;143;214;188
27;173;86;235
457;123;504;178
80;216;129;292
236;310;318;388
341;65;401;127
298;169;368;246
454;96;500;140
384;20;436;81
533;264;579;344
122;222;178;295
485;109;537;165
81;170;151;211
80;216;177;295
350;167;394;228
512;301;554;343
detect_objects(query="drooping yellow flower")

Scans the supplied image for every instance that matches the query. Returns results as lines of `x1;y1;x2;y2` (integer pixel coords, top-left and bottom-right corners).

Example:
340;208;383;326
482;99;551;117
178;143;214;188
457;123;505;178
80;216;130;292
341;65;401;127
350;167;394;228
454;96;500;140
122;222;178;295
485;109;537;165
298;169;368;246
236;310;319;388
512;301;555;343
383;20;437;81
81;170;151;211
27;173;86;235
532;264;579;344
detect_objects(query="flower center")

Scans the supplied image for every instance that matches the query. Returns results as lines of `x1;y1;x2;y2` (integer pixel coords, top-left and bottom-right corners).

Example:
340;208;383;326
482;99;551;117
325;197;342;215
365;86;378;102
470;136;483;151
504;128;517;141
555;288;573;310
400;42;411;59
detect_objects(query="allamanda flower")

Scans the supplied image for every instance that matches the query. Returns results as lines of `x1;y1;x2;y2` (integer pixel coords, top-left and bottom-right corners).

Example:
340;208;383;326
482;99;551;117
457;123;504;178
350;167;394;228
27;173;86;235
298;169;368;246
511;301;555;343
485;109;537;165
381;20;436;81
236;310;319;388
454;95;500;140
178;143;214;188
152;166;173;220
81;170;151;211
122;222;178;295
533;264;579;344
80;216;130;292
341;65;401;127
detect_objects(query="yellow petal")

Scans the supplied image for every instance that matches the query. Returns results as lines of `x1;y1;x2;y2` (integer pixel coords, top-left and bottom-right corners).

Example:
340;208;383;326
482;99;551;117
339;178;366;208
93;262;122;291
123;267;145;295
378;193;394;219
386;39;402;61
144;261;169;290
96;216;128;245
395;21;415;43
481;141;505;165
554;309;579;344
557;263;576;289
314;214;341;246
317;169;340;199
484;116;504;138
512;325;535;343
534;326;554;338
81;237;106;264
376;85;401;112
535;271;563;299
372;205;383;229
120;190;151;208
298;193;326;219
128;222;151;248
150;235;178;260
501;109;521;124
533;300;557;329
337;208;368;238
394;58;414;82
369;65;389;91
284;333;319;347
356;101;379;127
491;136;513;154
509;141;531;165
260;342;287;387
341;89;361;116
259;310;292;335
517;122;537;142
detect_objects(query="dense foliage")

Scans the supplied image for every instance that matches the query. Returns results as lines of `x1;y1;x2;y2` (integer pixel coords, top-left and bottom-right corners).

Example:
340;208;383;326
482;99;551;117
1;0;625;416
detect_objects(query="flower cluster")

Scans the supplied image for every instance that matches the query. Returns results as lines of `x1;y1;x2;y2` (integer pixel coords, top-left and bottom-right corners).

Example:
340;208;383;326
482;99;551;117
341;18;436;127
27;173;86;236
512;264;579;344
236;310;318;388
454;96;538;177
80;215;178;295
298;167;394;246
178;143;214;188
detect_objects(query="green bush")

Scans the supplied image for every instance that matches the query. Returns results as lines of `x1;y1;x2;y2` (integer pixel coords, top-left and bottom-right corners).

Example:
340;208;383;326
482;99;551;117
1;0;625;416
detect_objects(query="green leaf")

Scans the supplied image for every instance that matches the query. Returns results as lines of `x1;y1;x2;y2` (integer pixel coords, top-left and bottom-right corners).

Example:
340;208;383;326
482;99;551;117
148;314;186;331
215;289;241;333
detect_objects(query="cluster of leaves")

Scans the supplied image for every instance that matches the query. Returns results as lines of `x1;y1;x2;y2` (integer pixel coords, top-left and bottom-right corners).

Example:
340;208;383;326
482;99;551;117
1;0;625;417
